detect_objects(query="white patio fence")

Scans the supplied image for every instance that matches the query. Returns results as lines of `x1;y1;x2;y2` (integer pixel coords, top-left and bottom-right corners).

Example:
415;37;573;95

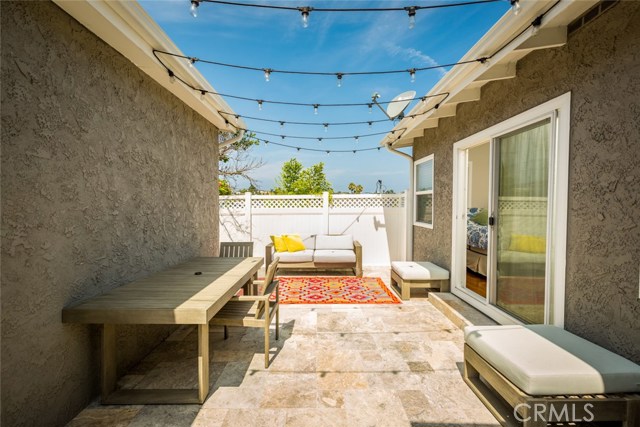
219;192;409;266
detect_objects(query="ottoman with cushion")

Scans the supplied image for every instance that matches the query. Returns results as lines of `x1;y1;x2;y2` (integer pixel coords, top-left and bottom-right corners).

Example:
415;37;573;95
464;325;640;426
390;261;449;299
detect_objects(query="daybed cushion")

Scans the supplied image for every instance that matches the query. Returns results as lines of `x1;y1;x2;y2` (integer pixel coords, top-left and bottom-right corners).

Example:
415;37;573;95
464;325;640;395
391;261;449;281
313;249;356;264
274;249;314;263
315;234;353;250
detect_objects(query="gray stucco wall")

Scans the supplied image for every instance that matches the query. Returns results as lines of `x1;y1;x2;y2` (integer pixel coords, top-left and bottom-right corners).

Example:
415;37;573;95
1;2;220;426
413;2;640;362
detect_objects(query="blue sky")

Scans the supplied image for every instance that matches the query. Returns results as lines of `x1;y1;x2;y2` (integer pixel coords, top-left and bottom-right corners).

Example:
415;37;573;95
141;1;509;193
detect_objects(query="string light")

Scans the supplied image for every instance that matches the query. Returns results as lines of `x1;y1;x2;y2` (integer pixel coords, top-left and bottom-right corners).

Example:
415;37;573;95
299;6;311;27
190;0;200;17
189;57;197;68
368;122;373;129
257;100;263;111
200;90;206;100
155;49;486;83
324;123;329;132
313;104;319;115
336;73;343;87
368;104;373;114
510;0;521;15
354;136;359;143
406;6;417;29
253;137;384;154
217;110;424;127
280;121;285;129
409;68;416;83
168;69;176;83
241;128;399;141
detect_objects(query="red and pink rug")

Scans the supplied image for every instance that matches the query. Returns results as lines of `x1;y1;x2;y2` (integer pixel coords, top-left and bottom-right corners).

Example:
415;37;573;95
274;276;401;304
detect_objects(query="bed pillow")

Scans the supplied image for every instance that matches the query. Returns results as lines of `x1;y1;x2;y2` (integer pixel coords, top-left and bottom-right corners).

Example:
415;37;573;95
509;234;546;253
282;234;306;252
270;235;288;252
472;210;489;226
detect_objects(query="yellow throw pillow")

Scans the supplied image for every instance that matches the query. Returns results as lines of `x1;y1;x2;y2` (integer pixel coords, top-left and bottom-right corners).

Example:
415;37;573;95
270;235;288;253
509;234;546;254
282;234;306;252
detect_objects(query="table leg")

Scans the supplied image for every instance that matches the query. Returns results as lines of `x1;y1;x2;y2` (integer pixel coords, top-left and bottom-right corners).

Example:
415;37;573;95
102;324;117;402
198;324;210;403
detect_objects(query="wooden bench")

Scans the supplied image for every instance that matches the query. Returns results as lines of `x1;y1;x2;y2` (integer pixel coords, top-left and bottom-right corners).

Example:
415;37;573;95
390;261;449;299
464;325;640;426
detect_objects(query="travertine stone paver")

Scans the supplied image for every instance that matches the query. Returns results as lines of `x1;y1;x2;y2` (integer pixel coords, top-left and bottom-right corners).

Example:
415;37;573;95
66;268;499;427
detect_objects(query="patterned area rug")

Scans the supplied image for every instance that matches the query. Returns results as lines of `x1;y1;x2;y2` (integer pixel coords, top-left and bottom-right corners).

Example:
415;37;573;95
275;276;401;304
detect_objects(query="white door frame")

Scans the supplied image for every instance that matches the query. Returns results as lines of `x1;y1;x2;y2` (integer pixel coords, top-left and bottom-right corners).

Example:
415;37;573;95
450;92;571;327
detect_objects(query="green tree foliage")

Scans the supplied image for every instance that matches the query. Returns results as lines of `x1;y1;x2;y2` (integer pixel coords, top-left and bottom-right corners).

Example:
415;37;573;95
273;158;333;195
348;182;364;194
218;179;232;195
219;131;263;191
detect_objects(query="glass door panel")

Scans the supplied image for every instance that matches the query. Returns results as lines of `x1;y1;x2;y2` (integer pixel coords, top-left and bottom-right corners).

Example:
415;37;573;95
494;119;550;324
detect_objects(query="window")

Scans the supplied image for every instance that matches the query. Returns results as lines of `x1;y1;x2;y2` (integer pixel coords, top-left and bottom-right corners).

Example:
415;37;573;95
414;155;434;228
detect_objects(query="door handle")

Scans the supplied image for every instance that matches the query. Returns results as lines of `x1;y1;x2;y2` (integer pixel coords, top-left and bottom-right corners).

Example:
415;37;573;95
489;216;495;226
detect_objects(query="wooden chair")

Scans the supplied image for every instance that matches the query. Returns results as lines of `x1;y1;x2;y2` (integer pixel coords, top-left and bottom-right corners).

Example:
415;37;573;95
219;241;254;258
210;258;280;368
220;241;255;294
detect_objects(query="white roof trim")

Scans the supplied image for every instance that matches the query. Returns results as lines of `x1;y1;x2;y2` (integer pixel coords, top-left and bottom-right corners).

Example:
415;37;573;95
53;0;244;133
383;0;598;148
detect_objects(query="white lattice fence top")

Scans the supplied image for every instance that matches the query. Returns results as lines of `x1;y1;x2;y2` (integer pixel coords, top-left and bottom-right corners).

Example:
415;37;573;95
252;196;323;209
220;197;245;210
331;195;405;209
499;197;547;214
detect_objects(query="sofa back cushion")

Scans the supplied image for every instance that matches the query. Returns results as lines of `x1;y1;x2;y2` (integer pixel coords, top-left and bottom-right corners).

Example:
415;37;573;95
315;234;353;250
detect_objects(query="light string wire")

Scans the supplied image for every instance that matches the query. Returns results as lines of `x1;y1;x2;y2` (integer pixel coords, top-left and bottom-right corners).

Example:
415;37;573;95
255;137;389;154
232;128;405;141
153;48;450;109
198;0;501;12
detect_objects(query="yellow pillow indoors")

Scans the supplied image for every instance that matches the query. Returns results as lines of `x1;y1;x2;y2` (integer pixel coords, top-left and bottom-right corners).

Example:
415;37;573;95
509;234;546;254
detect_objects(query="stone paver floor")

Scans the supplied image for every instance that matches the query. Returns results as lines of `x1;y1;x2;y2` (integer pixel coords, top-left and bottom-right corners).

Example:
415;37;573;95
67;270;499;427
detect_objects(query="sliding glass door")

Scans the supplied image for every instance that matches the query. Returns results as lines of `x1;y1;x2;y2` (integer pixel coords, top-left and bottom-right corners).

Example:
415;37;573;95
451;92;570;326
494;119;550;324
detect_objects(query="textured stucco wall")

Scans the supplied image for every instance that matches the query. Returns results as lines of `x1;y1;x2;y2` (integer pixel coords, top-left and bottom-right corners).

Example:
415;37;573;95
413;2;640;361
1;2;220;426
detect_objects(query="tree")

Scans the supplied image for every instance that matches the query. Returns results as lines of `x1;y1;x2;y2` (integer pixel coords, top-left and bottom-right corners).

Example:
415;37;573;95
219;131;263;190
218;179;232;195
348;182;364;194
273;158;333;195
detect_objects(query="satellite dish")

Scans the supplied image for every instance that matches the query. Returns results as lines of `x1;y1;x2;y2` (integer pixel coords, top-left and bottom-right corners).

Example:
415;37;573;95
387;91;416;119
371;90;416;120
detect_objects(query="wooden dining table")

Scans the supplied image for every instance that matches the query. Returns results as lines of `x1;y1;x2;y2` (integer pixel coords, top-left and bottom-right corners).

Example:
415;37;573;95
62;256;263;405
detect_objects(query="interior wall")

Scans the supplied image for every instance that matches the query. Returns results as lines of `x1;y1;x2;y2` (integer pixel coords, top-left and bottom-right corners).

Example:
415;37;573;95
413;1;640;362
1;2;219;426
467;143;490;210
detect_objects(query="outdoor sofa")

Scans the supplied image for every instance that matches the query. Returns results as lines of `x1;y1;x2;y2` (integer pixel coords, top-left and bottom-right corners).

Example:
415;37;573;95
265;234;362;277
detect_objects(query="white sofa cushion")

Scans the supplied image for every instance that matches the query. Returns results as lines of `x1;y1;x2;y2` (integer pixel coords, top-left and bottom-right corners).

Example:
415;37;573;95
315;234;353;250
464;325;640;395
391;261;449;280
274;249;314;263
313;249;356;264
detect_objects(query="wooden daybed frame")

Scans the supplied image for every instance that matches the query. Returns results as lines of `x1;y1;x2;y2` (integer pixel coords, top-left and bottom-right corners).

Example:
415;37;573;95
463;344;640;427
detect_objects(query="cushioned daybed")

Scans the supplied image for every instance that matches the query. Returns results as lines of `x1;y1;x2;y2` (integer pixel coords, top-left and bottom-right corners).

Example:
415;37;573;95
265;234;362;277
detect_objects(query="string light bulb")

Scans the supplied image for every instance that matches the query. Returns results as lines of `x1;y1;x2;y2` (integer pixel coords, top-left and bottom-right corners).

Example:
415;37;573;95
299;7;311;28
189;57;197;68
510;0;521;15
368;121;373;129
368;104;373;114
409;69;416;83
480;57;491;68
190;0;200;18
263;68;272;82
313;104;319;115
406;6;417;29
168;70;176;83
326;151;330;156
257;100;263;111
200;90;206;100
280;121;285;129
336;73;343;87
354;136;359;143
324;123;329;132
421;97;427;104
